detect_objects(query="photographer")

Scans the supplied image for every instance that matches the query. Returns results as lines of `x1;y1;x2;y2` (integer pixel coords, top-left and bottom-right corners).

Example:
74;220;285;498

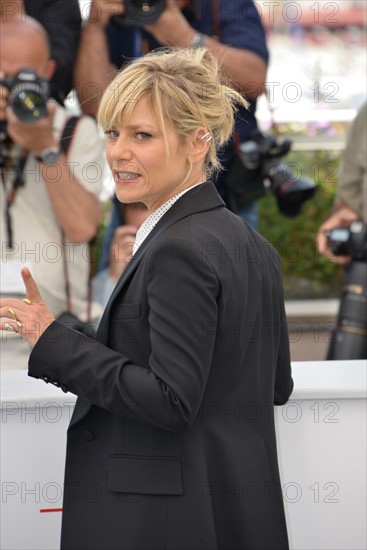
317;102;366;359
74;0;268;229
317;102;367;262
0;15;104;362
0;0;82;104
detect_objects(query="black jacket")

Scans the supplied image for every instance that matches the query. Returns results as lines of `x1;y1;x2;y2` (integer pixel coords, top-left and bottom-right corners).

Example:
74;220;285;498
29;182;293;550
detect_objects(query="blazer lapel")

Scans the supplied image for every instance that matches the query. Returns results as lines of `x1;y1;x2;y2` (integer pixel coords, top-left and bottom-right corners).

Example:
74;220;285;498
97;181;225;343
95;245;145;344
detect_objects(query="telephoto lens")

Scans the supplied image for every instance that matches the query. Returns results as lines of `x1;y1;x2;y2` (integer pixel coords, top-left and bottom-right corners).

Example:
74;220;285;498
327;261;367;360
230;130;317;216
326;221;367;360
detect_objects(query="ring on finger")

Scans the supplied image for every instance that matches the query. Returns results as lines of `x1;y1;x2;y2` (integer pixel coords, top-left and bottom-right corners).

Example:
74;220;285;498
8;308;19;322
22;299;32;305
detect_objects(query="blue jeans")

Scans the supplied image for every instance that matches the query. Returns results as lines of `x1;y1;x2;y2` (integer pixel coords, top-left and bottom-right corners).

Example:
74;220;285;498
235;200;259;231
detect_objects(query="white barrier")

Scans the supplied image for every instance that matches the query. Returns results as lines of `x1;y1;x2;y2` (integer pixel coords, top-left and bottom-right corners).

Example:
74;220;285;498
1;360;366;550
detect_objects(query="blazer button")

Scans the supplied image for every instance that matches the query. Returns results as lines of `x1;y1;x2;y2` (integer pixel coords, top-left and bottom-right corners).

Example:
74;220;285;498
82;430;95;441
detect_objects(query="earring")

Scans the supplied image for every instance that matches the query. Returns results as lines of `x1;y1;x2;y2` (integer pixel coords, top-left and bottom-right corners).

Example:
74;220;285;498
200;132;212;142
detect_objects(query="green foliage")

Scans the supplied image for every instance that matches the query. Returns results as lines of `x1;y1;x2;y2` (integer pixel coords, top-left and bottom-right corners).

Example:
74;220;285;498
90;149;346;298
258;149;345;299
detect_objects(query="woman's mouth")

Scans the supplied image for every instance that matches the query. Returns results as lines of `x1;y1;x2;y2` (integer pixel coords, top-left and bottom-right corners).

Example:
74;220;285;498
115;171;140;183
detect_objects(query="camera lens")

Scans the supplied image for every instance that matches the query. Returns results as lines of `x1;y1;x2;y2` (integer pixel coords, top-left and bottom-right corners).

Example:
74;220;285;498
131;0;160;13
112;0;166;26
9;83;48;123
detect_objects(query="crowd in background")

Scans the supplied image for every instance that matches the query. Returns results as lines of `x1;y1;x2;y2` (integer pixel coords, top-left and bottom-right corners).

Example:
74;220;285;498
0;0;366;363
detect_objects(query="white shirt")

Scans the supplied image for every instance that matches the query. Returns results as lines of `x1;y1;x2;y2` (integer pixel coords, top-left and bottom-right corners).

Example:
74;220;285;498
0;105;104;321
132;182;204;255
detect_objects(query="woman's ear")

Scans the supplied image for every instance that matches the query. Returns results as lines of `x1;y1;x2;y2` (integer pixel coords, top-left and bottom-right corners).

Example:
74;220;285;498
189;127;212;163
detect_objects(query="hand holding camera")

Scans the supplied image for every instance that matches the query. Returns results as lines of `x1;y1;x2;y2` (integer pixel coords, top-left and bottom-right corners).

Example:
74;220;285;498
5;101;58;158
111;0;196;46
319;214;367;361
317;205;361;264
143;0;195;46
87;0;125;29
85;0;165;30
0;68;57;157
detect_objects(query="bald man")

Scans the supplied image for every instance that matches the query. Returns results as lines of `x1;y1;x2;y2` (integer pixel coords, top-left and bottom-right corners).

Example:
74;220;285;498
0;15;104;333
0;0;81;103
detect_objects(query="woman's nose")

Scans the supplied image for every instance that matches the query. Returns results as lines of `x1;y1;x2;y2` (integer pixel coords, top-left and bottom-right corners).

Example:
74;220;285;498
109;134;133;163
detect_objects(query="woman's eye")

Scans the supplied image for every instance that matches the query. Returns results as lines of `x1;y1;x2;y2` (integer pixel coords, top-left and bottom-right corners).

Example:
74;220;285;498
136;132;151;141
105;129;119;139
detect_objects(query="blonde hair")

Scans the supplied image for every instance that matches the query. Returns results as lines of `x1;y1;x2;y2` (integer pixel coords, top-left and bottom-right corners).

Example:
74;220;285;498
98;47;249;177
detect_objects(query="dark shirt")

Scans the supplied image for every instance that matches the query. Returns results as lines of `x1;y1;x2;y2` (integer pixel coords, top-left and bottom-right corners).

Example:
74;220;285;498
24;0;82;104
107;0;269;166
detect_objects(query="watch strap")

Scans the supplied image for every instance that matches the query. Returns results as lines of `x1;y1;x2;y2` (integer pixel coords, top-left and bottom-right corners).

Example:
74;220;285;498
189;32;206;48
35;146;61;165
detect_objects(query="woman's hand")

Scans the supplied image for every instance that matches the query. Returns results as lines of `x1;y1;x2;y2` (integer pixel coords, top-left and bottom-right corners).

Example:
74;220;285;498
0;268;55;347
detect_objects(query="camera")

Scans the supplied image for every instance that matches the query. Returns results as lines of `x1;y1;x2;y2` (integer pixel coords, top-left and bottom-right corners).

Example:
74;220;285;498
111;0;198;27
0;68;49;125
111;0;166;27
224;129;317;217
325;220;367;360
326;221;367;261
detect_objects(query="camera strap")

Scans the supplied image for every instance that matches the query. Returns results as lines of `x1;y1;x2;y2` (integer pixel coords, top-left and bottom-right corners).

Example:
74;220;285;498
212;0;221;40
2;115;94;322
2;113;84;250
60;115;94;323
2;114;80;250
59;115;79;316
2;149;29;250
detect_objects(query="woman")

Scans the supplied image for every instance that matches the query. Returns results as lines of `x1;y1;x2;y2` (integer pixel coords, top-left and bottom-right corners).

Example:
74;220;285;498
0;48;293;550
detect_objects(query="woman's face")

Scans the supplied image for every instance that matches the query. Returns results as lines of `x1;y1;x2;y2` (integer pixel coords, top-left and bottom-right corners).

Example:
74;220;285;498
105;97;203;211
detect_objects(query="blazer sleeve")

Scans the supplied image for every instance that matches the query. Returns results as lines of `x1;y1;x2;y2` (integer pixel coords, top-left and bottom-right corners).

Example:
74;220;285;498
274;317;293;405
274;266;294;405
28;239;219;432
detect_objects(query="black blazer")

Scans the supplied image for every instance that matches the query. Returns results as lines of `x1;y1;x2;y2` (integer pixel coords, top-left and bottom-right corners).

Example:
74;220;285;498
29;182;293;550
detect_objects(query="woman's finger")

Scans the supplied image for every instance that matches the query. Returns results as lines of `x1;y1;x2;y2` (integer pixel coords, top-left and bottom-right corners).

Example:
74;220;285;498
21;267;43;303
1;321;20;334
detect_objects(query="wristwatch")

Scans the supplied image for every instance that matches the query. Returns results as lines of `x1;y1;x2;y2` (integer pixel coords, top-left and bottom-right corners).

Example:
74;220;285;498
189;32;206;48
35;146;61;165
